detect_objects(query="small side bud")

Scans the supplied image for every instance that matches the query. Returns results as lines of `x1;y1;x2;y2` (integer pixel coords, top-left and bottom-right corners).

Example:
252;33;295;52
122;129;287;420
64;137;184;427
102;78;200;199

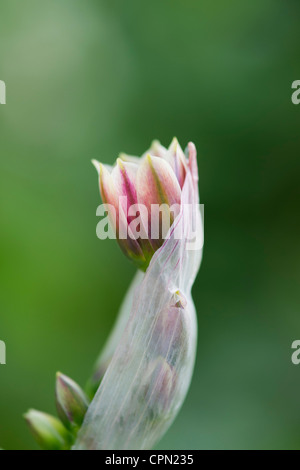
172;289;187;309
24;409;71;450
55;372;89;431
152;290;188;362
143;357;176;416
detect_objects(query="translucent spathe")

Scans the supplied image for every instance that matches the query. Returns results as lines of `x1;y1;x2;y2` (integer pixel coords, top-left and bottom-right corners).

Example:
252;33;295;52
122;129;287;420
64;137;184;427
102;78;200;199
75;142;203;450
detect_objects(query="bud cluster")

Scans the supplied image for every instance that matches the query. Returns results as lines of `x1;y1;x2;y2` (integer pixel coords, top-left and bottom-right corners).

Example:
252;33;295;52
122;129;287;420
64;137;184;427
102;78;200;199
25;373;89;450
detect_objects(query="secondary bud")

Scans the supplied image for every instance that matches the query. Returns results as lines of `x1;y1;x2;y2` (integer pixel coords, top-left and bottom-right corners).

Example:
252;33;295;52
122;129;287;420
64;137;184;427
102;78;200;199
173;289;187;309
152;290;189;362
24;409;71;450
55;372;89;431
143;357;176;416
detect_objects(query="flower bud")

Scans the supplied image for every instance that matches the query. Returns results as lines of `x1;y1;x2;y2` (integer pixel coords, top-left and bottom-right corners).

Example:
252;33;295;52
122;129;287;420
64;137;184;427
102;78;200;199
93;139;190;270
55;372;89;431
152;290;189;364
142;356;176;416
24;409;72;450
173;289;187;309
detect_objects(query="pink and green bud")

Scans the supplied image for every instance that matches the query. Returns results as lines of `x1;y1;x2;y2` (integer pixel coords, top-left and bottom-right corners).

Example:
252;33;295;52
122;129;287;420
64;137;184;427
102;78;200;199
24;409;72;450
93;138;190;271
55;372;89;431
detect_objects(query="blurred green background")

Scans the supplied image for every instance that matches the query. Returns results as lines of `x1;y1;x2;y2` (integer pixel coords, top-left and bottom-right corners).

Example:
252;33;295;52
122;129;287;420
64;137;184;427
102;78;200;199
0;0;300;450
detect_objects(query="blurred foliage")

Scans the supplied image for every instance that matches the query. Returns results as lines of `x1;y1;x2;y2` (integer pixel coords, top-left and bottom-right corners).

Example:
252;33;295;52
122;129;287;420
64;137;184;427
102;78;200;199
0;0;300;449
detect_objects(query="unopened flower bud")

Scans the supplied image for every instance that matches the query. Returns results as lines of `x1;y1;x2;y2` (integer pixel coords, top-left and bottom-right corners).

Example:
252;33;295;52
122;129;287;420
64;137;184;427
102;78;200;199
24;409;71;450
55;372;89;431
173;289;187;309
152;290;189;363
143;356;176;416
93;138;189;270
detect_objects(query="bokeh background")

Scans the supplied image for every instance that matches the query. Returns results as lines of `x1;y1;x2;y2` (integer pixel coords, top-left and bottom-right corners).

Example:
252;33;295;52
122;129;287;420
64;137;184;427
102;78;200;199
0;0;300;450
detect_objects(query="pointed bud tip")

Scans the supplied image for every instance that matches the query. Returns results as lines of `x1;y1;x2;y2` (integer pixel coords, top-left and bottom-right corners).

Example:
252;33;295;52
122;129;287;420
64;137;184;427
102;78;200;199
91;159;101;175
55;372;89;430
149;139;161;152
187;141;196;155
170;136;178;148
23;408;34;422
56;371;72;390
118;152;128;160
116;157;124;169
173;289;187;309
